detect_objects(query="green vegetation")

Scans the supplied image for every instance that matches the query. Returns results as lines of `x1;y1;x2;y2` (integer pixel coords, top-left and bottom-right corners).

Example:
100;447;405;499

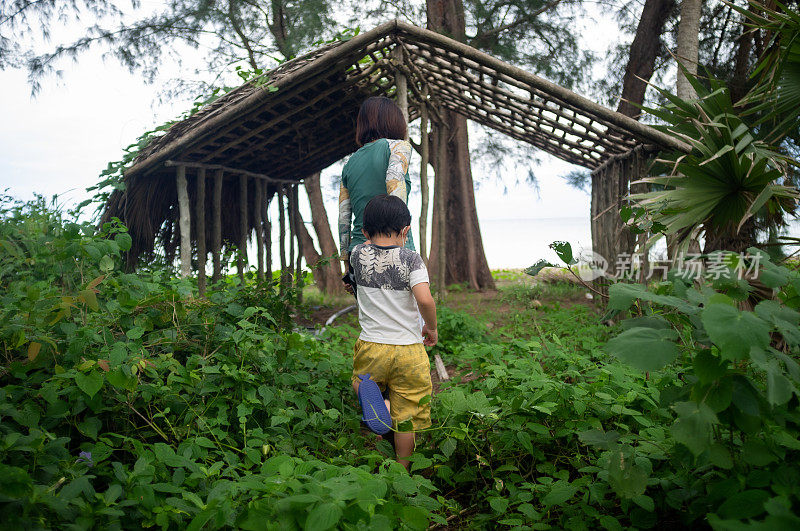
2;198;800;529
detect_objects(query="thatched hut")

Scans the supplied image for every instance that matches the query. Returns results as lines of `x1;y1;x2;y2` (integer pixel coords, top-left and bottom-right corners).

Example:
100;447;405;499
102;20;690;293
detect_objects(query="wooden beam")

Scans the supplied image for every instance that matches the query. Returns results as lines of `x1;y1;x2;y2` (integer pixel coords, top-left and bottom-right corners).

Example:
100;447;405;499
195;167;207;295
254;179;264;280
238;174;248;283
176;165;192;279
419;90;430;265
124;20;405;179
165;160;298;184
212;170;223;283
392;21;692;153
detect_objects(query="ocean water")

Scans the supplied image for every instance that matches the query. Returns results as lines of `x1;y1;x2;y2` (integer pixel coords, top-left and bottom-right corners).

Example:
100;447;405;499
269;207;800;272
475;217;800;270
478;217;592;269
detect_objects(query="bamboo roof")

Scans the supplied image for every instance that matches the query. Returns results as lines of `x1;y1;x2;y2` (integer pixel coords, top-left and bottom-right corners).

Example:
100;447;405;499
103;19;690;265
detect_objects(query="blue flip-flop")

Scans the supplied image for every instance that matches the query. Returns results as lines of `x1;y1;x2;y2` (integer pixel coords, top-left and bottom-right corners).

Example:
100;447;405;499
357;374;392;435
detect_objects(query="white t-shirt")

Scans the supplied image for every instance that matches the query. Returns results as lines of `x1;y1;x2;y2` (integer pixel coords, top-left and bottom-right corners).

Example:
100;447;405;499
350;243;429;345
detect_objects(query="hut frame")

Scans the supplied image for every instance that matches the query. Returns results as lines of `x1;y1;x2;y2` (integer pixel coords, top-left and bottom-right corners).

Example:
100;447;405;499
103;20;690;290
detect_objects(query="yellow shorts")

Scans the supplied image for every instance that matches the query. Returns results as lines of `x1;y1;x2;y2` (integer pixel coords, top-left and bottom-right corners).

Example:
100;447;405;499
352;339;433;431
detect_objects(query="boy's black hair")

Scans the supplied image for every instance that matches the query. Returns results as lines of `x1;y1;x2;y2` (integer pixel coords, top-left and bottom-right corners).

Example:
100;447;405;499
363;194;411;237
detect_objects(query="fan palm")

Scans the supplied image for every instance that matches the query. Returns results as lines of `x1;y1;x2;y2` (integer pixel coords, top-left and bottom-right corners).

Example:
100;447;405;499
734;1;800;144
631;2;800;255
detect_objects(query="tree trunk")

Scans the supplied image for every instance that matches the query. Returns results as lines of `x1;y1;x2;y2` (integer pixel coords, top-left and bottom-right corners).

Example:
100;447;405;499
730;4;756;104
296;211;344;294
617;0;676;119
676;0;703;100
304;172;343;294
670;0;703;260
426;0;495;291
419;98;431;265
703;218;757;254
605;0;674;280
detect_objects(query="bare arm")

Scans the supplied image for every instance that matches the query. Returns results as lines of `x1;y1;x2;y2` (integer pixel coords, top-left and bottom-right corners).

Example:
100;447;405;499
412;282;437;346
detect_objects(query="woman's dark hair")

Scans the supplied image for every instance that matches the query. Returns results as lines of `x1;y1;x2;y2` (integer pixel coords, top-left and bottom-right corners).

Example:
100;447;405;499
363;194;411;237
355;96;407;147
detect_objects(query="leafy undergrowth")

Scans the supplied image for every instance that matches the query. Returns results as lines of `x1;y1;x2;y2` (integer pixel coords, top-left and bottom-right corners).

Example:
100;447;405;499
2;199;800;529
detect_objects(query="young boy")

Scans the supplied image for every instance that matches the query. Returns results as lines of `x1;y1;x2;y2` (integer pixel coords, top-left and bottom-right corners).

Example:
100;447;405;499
349;194;437;470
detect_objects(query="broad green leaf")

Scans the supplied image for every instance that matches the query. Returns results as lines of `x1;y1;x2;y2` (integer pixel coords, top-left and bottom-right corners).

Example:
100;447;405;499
126;326;145;340
671;401;718;455
766;361;796;405
153;442;176;463
632;494;655;512
693;350;728;384
75;371;103;398
578;429;620;450
107;368;136;391
541;480;576;506
549;241;574;265
598;515;623;531
708;443;733;469
701;304;770;360
608;282;699;314
489;497;509;513
99;254;114;272
79;289;99;311
607;450;648;499
400;505;429;530
606;327;680;372
439;438;457;459
717;489;769;520
692;376;733;413
755;300;800;346
0;465;32;497
114;232;132;251
525;259;553;277
305;502;342;531
620;316;671;331
743;440;776;466
27;341;41;361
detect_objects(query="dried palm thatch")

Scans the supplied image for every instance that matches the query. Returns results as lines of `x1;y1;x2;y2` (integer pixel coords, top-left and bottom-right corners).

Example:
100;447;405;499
102;19;690;271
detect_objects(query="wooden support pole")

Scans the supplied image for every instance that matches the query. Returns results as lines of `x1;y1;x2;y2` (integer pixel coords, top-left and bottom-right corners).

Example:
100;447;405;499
195;167;207;295
419;90;430;265
238;174;248;283
436;122;448;301
254;179;264;281
392;46;409;127
288;185;295;285
293;185;304;301
176;165;192;279
212;170;223;283
278;185;287;292
265;193;272;281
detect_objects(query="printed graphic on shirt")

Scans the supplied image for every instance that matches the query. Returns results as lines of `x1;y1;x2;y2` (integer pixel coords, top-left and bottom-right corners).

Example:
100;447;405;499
386;139;411;200
351;244;426;291
338;184;351;257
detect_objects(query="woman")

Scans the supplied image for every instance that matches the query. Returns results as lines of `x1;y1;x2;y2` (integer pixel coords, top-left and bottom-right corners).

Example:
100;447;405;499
338;96;414;272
